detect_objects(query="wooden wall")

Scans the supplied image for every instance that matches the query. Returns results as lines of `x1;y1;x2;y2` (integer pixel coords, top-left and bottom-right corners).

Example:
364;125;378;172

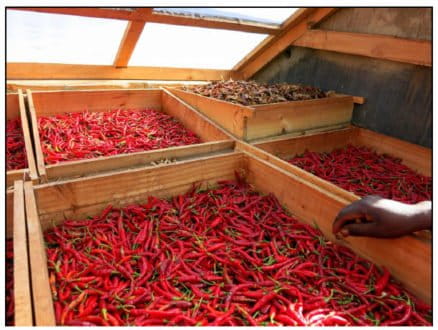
254;8;432;148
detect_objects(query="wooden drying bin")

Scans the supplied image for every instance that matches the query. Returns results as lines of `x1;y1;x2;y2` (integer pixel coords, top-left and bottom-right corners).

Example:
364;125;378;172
6;91;38;187
26;150;430;325
169;87;355;141
26;88;234;183
6;181;33;326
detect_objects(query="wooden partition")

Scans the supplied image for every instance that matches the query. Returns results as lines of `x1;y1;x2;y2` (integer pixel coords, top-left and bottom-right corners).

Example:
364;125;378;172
169;87;354;141
239;126;431;203
8;181;34;326
25;151;430;325
27;88;234;183
6;91;38;187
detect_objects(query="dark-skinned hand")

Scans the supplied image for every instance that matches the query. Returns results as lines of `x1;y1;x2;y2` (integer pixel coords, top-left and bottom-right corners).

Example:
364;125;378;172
333;195;431;238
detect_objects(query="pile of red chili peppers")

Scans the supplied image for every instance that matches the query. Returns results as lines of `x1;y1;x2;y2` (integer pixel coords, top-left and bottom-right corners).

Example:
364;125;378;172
38;109;201;164
6;119;28;171
6;239;14;326
45;179;431;326
288;145;431;204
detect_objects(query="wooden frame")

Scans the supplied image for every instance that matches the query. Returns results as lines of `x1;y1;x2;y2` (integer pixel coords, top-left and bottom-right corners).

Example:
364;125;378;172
293;29;432;67
7;90;39;187
25;150;430;326
10;180;33;326
13;7;280;35
169;87;354;141
7;63;236;81
238;125;431;205
27;88;234;183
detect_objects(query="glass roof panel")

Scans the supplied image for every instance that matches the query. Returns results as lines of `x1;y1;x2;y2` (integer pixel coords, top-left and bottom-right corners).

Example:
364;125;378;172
7;10;128;65
129;23;267;69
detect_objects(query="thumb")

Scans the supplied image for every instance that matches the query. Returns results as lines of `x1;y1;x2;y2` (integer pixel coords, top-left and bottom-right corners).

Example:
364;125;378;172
342;222;378;237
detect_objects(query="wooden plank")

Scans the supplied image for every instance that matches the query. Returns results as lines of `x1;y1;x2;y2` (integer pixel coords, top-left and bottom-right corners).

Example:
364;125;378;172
7;169;29;188
11;7;152;21
13;180;33;326
6;93;20;120
169;88;253;139
246;95;353;140
293;29;432;66
24;181;56;326
148;11;280;34
235;8;338;79
29;89;162;116
7;63;234;81
34;153;244;229
114;20;147;68
18;90;39;182
11;7;279;34
26;90;47;182
45;140;234;181
244;152;431;303
6;190;14;238
161;89;233;141
356;128;431;176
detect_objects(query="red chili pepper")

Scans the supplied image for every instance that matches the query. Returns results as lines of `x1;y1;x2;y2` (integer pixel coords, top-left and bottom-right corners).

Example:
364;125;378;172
43;179;431;326
6;119;28;171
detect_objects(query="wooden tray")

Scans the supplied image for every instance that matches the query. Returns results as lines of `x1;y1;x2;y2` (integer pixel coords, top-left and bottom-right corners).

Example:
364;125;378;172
25;151;430;325
7;91;38;187
169;87;355;141
27;88;234;183
8;181;33;326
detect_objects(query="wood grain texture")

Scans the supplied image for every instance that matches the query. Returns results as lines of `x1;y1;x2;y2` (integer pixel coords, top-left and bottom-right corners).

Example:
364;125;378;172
45;141;234;181
24;181;56;326
246;95;353;140
34;152;244;229
13;180;33;326
169;88;252;139
7;63;234;81
293;29;431;66
114;20;147;67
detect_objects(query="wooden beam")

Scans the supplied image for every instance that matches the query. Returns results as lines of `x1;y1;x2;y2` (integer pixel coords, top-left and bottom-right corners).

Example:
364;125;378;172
11;7;279;34
7;63;234;81
293;29;432;67
114;20;147;67
234;8;338;79
148;11;280;34
10;7;152;21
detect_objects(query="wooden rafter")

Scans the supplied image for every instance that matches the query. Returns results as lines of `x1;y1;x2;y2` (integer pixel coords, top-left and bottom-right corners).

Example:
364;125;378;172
234;8;338;79
11;7;280;34
114;20;147;67
7;63;237;81
293;29;432;67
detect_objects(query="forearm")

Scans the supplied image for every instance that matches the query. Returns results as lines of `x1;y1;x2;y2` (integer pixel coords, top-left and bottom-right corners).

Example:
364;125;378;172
408;201;432;232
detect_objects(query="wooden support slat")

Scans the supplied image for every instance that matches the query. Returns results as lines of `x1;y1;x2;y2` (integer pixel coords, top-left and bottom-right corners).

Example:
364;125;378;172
26;89;47;182
18;90;39;182
234;8;338;79
8;63;234;81
11;7;152;21
293;29;432;67
114;20;146;67
13;180;33;326
24;181;56;326
11;7;279;34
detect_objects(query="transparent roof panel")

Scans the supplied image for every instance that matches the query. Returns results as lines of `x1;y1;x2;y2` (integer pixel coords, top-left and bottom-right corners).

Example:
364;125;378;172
7;10;128;65
129;23;267;69
153;8;298;25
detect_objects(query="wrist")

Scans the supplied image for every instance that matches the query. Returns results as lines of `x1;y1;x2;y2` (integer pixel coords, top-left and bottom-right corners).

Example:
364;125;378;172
405;201;432;232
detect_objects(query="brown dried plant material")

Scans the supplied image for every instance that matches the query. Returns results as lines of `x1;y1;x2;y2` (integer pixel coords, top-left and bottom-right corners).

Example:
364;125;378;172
181;80;329;106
